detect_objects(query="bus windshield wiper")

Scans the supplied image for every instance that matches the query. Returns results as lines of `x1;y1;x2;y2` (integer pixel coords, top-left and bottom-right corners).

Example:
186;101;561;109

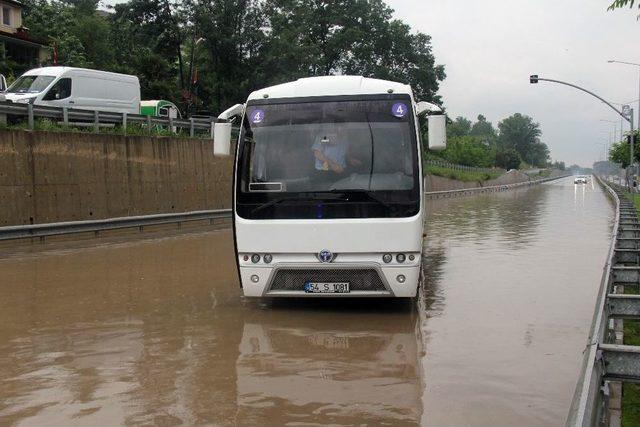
250;193;345;215
328;188;394;210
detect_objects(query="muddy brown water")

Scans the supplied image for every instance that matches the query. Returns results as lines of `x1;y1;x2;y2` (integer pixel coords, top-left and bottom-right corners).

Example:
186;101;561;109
0;177;613;426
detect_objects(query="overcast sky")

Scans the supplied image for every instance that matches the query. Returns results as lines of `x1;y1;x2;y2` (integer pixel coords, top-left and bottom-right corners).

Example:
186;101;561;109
386;0;639;167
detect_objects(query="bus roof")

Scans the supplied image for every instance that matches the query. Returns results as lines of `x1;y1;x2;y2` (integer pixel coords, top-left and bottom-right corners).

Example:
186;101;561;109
247;76;413;101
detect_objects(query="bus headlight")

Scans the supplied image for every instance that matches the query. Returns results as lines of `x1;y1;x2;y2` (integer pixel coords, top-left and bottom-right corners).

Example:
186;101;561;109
251;254;260;263
396;274;406;283
250;275;259;283
383;253;392;263
396;254;406;263
263;254;273;264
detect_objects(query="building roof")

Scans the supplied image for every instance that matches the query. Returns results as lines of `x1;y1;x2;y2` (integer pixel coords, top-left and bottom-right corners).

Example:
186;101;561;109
0;29;48;48
247;76;413;101
1;0;23;8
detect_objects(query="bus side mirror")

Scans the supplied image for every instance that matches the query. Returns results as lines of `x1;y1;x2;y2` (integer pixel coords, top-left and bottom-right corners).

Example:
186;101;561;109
428;115;447;151
214;122;232;156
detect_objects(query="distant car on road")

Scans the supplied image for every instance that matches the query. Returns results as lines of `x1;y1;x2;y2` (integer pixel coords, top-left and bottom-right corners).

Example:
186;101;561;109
574;176;588;184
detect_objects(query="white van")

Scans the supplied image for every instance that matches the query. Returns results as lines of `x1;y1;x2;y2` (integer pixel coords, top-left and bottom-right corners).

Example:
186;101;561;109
4;67;140;114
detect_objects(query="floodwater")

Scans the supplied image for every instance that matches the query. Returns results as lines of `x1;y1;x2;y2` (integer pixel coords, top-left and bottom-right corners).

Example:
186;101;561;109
0;177;613;426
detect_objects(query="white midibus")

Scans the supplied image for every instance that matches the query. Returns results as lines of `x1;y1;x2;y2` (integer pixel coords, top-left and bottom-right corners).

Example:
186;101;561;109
214;76;446;297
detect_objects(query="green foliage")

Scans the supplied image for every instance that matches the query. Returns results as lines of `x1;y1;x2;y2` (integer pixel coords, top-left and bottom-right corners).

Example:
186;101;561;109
426;165;501;182
426;111;558;172
622;383;640;427
1;118;209;138
551;160;566;171
15;0;446;114
609;132;640;168
440;135;495;168
608;0;638;11
447;116;472;138
495;148;521;170
497;113;549;167
469;114;496;141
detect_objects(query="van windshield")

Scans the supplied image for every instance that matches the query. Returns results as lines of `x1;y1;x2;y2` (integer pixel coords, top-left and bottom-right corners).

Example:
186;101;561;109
7;75;55;94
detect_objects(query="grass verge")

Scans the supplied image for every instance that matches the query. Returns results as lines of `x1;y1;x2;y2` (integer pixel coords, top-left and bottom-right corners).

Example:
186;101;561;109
623;384;640;427
425;165;502;182
0;118;213;139
622;192;640;426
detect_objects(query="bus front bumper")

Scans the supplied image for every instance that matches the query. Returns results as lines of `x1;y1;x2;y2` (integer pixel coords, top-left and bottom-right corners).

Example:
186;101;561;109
239;262;420;298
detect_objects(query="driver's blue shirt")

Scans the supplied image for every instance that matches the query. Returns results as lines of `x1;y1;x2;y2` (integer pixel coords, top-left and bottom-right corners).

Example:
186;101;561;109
312;137;347;171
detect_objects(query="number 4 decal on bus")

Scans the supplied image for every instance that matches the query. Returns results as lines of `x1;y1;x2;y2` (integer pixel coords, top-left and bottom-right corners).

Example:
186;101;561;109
392;103;408;118
250;109;265;124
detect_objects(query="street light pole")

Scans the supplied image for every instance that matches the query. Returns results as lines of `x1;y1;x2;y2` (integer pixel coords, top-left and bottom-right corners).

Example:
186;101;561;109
600;119;618;144
608;60;640;132
530;74;634;189
609;60;640;181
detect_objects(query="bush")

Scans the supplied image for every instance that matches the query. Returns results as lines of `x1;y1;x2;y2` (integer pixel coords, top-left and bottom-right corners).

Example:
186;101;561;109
439;135;495;168
495;148;521;170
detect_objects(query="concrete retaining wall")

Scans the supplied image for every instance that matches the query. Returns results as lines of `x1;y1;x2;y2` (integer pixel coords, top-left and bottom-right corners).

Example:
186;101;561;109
424;169;535;192
0;128;569;226
0;130;233;226
424;174;569;200
424;169;567;193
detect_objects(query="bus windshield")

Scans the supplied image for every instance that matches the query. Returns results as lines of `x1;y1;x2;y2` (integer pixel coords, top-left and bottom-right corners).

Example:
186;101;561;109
7;75;55;94
236;97;420;219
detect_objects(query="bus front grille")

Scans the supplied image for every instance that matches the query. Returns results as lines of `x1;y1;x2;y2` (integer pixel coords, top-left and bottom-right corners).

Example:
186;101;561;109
267;267;388;292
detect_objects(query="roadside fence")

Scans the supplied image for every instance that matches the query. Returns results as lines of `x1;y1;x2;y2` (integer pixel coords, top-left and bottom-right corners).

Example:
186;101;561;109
425;158;506;175
0;100;224;138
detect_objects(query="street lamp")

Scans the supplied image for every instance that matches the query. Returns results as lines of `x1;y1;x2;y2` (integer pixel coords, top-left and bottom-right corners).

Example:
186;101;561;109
611;100;639;140
600;119;618;143
595;142;608;161
530;74;635;189
608;60;640;129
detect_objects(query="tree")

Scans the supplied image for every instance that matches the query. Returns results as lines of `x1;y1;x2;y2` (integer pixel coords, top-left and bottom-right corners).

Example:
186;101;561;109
495;149;521;170
470;114;496;143
262;0;445;103
608;0;640;12
447;116;472;138
609;132;640;167
440;135;494;168
111;0;185;101
18;0;446;115
497;113;549;167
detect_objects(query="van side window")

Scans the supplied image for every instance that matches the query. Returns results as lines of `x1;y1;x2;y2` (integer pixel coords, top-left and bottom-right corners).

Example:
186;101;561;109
158;107;169;117
43;78;72;101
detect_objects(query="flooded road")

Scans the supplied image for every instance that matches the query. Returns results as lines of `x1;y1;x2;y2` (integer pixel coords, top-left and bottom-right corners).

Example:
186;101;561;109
0;177;613;426
420;178;613;426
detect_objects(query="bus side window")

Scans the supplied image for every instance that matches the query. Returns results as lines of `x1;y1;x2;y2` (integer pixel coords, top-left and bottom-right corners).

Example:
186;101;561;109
43;78;72;101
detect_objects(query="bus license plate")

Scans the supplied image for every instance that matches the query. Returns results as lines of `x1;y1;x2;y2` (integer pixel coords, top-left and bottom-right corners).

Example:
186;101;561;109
304;282;350;293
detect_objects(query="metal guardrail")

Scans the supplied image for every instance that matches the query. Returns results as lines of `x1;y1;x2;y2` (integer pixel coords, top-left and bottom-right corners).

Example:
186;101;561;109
425;158;506;175
424;174;569;199
0;100;224;137
0;209;232;242
0;176;568;240
567;176;640;426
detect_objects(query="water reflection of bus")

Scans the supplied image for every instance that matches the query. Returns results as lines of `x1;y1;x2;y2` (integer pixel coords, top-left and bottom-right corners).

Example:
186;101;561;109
235;305;422;425
214;76;446;297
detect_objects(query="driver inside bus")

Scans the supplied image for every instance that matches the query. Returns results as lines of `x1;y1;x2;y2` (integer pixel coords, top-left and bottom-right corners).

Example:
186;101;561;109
311;126;362;174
